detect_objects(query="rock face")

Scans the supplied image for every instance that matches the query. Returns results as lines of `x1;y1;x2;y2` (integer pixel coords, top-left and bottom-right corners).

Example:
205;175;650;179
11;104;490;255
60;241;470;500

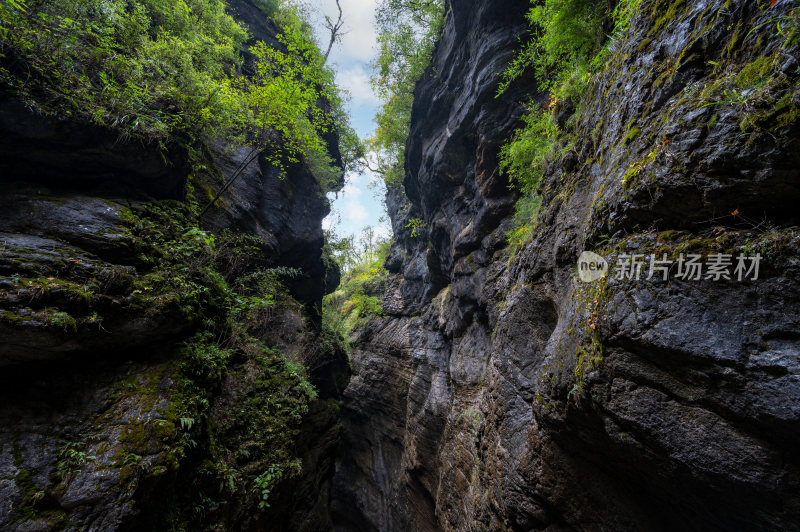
0;1;347;529
0;130;345;530
197;140;336;306
0;99;188;201
334;0;800;530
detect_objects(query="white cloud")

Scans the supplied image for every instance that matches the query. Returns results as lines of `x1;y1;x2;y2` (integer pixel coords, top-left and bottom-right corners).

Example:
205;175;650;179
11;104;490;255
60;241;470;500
308;0;386;240
343;199;369;223
336;65;379;106
346;170;367;186
341;179;362;198
374;223;392;240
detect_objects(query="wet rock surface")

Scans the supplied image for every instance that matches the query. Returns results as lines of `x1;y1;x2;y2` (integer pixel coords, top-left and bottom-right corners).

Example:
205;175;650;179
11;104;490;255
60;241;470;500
0;2;344;528
334;0;800;530
0;175;341;529
0;99;188;201
197;141;334;306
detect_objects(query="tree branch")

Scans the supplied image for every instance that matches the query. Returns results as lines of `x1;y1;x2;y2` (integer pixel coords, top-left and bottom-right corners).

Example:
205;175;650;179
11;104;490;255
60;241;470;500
322;0;345;64
198;145;261;219
363;159;387;175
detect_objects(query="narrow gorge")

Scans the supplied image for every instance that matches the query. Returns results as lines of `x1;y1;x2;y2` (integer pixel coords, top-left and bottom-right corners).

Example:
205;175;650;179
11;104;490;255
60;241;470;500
1;0;799;530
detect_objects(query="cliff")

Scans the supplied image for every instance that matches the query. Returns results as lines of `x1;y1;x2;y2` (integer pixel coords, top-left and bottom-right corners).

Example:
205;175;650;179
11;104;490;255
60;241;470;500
333;0;800;530
0;1;348;529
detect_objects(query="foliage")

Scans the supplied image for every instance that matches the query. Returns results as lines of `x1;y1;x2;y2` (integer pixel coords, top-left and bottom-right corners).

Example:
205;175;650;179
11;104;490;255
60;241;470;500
567;277;608;401
1;0;349;524
368;0;446;186
498;0;609;95
506;193;542;253
745;7;800;49
0;0;247;139
498;0;641;96
321;296;352;354
455;408;483;430
0;0;357;192
181;332;233;388
323;224;386;273
500;107;565;195
255;461;299;509
44;309;78;332
57;441;97;481
253;0;283;18
405;217;426;238
499;105;571;256
198;348;314;517
323;237;391;342
697;49;799;132
323;229;358;274
243;19;345;188
498;0;642;253
284;357;318;400
115;201;320;525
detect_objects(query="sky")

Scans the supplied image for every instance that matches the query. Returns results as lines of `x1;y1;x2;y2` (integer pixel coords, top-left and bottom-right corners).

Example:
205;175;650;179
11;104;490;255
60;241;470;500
307;0;392;246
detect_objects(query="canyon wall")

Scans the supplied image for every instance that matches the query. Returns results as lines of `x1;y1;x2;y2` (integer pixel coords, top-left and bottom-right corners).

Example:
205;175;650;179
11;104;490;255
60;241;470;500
333;0;800;530
0;2;348;529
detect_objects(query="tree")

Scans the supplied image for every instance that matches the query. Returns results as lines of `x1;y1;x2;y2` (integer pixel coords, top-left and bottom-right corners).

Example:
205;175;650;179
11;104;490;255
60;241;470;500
321;0;345;63
367;0;446;186
359;225;376;255
201;9;361;216
324;229;358;272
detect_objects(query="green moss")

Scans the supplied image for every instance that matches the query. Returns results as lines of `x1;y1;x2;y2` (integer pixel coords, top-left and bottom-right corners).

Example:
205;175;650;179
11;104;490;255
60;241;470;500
1;309;22;324
80;222;319;519
198;349;318;512
97;363;196;491
622;146;660;190
15;277;99;307
735;56;774;89
653;58;676;88
742;226;798;259
623;125;641;145
535;265;617;408
10;439;44;523
609;229;752;263
591;115;605;148
652;0;687;34
637;37;653;51
724;22;743;59
43;309;77;333
773;92;800;127
673;236;728;256
12;467;44;522
149;465;169;477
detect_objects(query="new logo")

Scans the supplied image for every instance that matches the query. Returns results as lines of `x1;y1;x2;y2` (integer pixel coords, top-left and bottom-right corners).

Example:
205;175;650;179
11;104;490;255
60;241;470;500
577;251;609;282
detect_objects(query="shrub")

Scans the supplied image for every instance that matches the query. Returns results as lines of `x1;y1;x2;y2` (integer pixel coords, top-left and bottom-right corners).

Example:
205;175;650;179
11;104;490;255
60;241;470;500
0;0;356;192
497;0;642;252
323;239;391;341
